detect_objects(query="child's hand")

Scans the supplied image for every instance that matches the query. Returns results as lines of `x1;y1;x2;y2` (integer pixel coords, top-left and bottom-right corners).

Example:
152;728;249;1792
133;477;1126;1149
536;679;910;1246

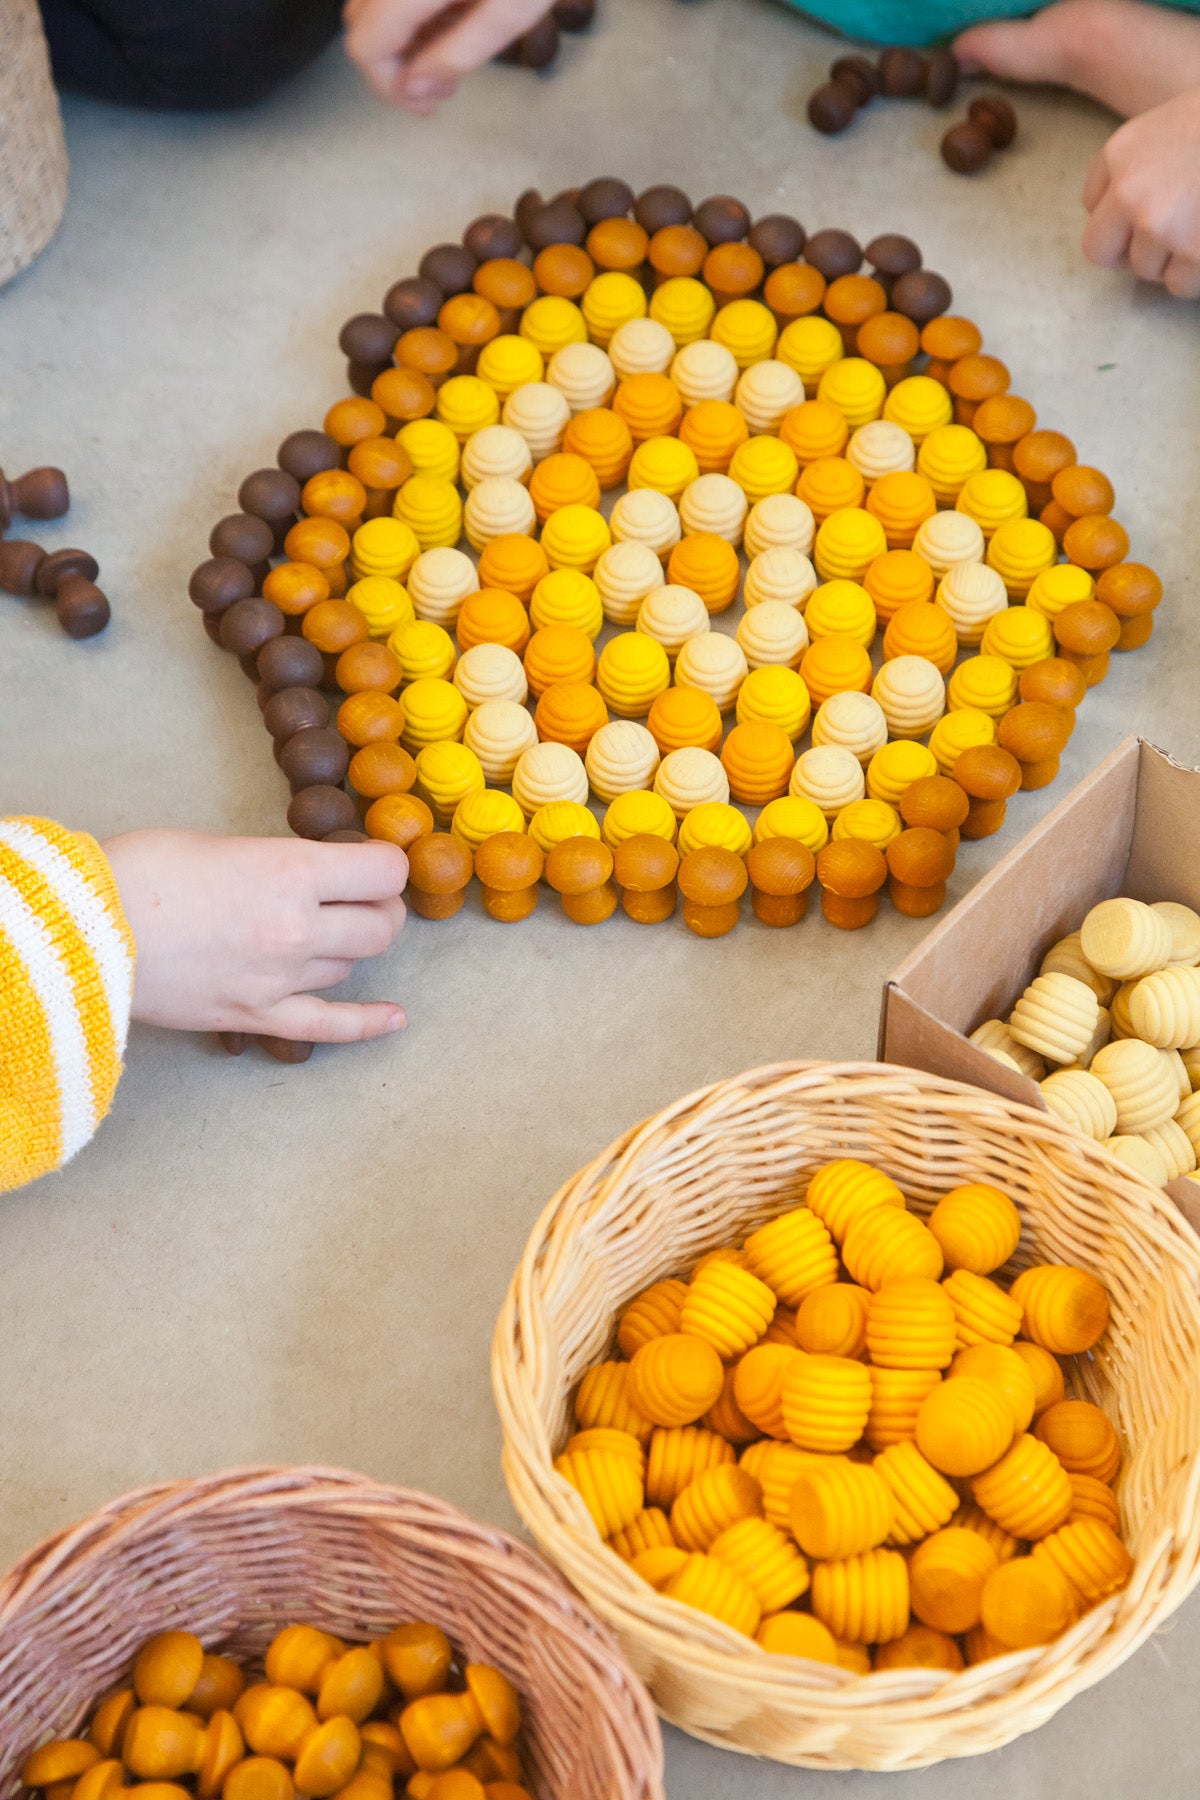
1082;88;1200;297
344;0;550;111
102;830;408;1043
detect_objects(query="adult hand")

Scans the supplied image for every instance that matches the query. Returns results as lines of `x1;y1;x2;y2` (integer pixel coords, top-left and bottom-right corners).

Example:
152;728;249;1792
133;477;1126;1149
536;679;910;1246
344;0;550;112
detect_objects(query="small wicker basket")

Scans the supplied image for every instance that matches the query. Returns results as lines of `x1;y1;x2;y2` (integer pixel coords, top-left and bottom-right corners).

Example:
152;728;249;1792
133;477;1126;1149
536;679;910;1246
0;0;68;288
494;1061;1200;1772
0;1466;664;1800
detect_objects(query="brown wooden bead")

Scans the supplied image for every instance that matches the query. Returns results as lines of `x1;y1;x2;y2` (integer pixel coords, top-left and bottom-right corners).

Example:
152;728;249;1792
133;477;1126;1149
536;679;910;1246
35;547;99;595
1018;658;1087;711
879;45;927;95
218;596;283;656
473;258;538;313
764;262;827;327
1095;561;1162;618
365;792;432;849
277;430;340;483
634;185;693;232
805;229;862;280
997;701;1073;764
335;641;403;695
288;785;357;839
856;310;920;380
960;797;1008;839
898;775;970;834
1053;601;1120;684
1;465;69;524
648;225;708;279
1051;464;1114;519
579;177;636;223
337;691;405;748
218;1033;248;1056
532;243;595;298
239;468;301;546
555;0;597;34
263;687;330;741
749;215;807;268
523;198;587;250
407;832;474;918
1062;514;1130;572
888;876;948;917
890;268;951;325
338;314;398;365
420;243;477;296
1116;613;1154;651
947;353;1009;424
808;83;857;135
1039;498;1074;545
396;327;458;387
258;635;325;694
864;234;922;281
817;840;887;901
703;242;764;306
969;93;1017;147
824;274;888;351
587;218;649;272
953;743;1022;802
678;846;747;937
886;828;955;905
210;513;274;570
261;1036;315;1063
347;357;389;398
285;517;351;573
920;315;982;385
830;54;879;105
464;215;524;261
941;121;992;175
972;394;1037;470
545;836;617;923
1010;430;1076;511
613;835;679;923
349;742;417;798
371;367;437;424
383;277;444;332
56;576;110;639
747;838;816;927
348;437;413;493
303;599;370;655
0;538;47;596
279;727;351;792
475;832;544;920
693;196;751;246
925;49;959;106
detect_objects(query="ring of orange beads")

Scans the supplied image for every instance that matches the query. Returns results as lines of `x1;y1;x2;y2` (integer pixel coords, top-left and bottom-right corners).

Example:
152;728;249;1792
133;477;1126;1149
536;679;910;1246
558;1157;1130;1671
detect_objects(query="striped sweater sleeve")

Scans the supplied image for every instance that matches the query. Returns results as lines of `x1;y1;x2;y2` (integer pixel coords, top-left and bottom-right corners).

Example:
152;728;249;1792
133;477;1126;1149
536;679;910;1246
0;818;136;1192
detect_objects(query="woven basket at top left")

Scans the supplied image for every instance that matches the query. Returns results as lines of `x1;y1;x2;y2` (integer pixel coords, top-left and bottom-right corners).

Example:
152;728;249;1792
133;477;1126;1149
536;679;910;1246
0;0;68;288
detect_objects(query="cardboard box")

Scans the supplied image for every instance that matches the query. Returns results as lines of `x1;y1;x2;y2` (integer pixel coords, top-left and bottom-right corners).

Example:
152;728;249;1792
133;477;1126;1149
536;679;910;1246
878;736;1200;1228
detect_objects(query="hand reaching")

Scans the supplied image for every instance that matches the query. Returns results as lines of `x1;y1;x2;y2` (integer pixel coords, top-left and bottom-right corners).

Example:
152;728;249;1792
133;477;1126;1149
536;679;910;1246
344;0;550;111
1082;87;1200;297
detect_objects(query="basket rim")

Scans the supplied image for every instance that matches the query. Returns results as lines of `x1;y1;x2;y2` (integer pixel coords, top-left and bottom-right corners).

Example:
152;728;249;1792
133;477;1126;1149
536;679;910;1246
492;1059;1200;1762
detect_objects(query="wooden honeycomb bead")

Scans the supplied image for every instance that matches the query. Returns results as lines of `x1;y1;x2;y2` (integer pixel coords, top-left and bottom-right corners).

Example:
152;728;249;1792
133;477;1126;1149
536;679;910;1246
810;1549;909;1646
866;1276;957;1369
1008;972;1101;1065
780;1353;872;1452
644;1424;734;1508
980;1558;1076;1650
742;1205;838;1302
553;1444;643;1538
670;1464;763;1553
1090;1037;1180;1132
865;1368;943;1451
915;1378;1013;1476
1009;1264;1110;1354
794;1283;870;1358
949;1345;1036;1433
872;1441;958;1546
908;1528;998;1634
1032;1519;1133;1607
1035;1399;1121;1482
662;1553;762;1637
1081;898;1174;980
628;1332;725;1426
788;1459;893;1561
806;1158;904;1242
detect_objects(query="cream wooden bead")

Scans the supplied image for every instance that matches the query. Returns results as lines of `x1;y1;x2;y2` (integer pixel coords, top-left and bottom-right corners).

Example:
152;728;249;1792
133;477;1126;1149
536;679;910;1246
812;691;889;765
502;382;571;460
679;474;748;545
1152;901;1200;967
1174;1090;1200;1157
969;1019;1045;1081
585;720;661;801
463;698;538;782
1090;1037;1181;1133
935;563;1009;648
610;488;682;560
512;740;590;816
912;510;986;579
407;547;479;626
1165;1048;1192;1101
1183;1047;1200;1092
846;421;916;486
870;655;946;739
744;493;816;559
464;477;537;551
1104;1135;1170;1186
671;339;739;406
743;548;818;612
1009;973;1102;1066
736;601;809;670
654;746;730;816
1128;965;1200;1049
735;360;805;434
609;318;677;379
460;424;533;490
1039;931;1117;1006
988;1050;1024;1074
790;744;866;817
547;342;616;413
675;631;749;710
637;585;711;658
1061;1005;1111;1071
1109;981;1138;1039
454;643;529;708
1080;898;1174;980
1141;1119;1197;1179
1040;1069;1118;1141
595;540;666;625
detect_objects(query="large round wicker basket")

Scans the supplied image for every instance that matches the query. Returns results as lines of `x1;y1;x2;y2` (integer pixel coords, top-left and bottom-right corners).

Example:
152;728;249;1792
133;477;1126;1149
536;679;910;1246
0;0;68;288
494;1060;1200;1771
0;1466;664;1800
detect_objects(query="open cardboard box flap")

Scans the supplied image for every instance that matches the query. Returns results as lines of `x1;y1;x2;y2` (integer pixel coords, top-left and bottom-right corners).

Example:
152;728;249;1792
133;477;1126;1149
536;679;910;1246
878;737;1200;1233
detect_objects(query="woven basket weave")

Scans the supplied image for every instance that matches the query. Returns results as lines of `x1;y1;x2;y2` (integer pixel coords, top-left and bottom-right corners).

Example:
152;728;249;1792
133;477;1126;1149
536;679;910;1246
0;1466;664;1800
494;1060;1200;1771
0;0;68;288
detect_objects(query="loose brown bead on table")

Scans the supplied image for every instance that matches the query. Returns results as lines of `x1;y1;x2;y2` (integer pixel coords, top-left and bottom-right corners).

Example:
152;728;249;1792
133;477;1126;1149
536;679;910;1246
383;277;444;332
808;83;857;134
703;242;764;307
56;576;110;639
864;234;922;280
349;742;417;798
899;774;970;837
1062;514;1130;572
1053;598;1121;686
238;468;301;546
532;243;595;298
365;792;434;850
338;313;399;366
262;562;330;618
348;437;413;493
514;18;561;68
279;726;351;792
816;839;887;929
0;539;46;596
941;120;992;175
464;214;525;261
218;1033;248;1055
407;832;474;919
277;430;340;483
829;53;880;105
34;547;99;595
261;1037;315;1064
288;784;358;840
804;228;862;280
371;367;438;424
0;465;69;525
263;687;331;742
258;634;325;694
953;744;1021;838
972;394;1037;470
1095;562;1162;619
878;46;926;94
748;215;806;268
612;834;679;923
218;596;284;657
634;185;693;233
579;177;636;223
970;93;1017;147
747;837;815;927
209;512;275;569
395;327;459;387
677;845;747;937
1011;429;1076;510
545;836;618;924
302;598;370;656
890;268;952;324
886;826;955;917
337;690;405;747
587;218;650;273
335;641;403;694
692;196;751;246
419;243;478;297
648;225;708;280
1019;657;1087;712
475;832;545;921
522;197;588;250
1051;463;1115;519
925;48;959;106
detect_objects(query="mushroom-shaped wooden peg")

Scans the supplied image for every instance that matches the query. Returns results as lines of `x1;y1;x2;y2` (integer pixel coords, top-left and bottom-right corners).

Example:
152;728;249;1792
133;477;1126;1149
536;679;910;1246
406;832;474;919
613;834;679;923
0;465;69;527
474;831;545;920
898;773;970;849
1053;600;1121;688
746;837;816;926
1094;561;1162;652
1018;657;1086;712
886;826;956;917
815;839;887;928
364;792;434;850
677;845;748;937
996;700;1074;790
544;836;617;924
952;744;1022;839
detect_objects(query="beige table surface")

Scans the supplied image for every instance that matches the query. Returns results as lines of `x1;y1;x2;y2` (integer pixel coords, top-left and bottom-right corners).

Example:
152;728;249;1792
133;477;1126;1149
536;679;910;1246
3;1;1200;1789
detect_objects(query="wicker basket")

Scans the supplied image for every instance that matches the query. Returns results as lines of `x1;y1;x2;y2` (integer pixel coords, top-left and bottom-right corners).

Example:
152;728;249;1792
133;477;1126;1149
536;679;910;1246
0;0;68;288
494;1060;1200;1772
0;1466;664;1800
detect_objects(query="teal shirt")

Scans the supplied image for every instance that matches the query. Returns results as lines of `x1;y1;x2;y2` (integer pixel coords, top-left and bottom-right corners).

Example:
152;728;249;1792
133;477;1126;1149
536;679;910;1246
785;0;1200;45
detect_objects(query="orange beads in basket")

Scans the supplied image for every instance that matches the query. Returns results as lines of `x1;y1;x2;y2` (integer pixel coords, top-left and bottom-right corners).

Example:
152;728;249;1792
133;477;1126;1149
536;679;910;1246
559;1156;1129;1667
19;1626;532;1800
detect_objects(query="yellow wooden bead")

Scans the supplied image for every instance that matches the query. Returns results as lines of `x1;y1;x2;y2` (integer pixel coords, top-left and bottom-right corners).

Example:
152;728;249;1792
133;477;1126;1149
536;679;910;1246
916;1376;1013;1476
706;1365;762;1444
781;1353;872;1452
875;1625;964;1673
234;1688;317;1763
810;1548;910;1645
842;1207;944;1289
1035;1399;1121;1482
867;1370;939;1452
949;1343;1036;1433
865;741;938;808
917;423;987;504
909;1528;998;1634
564;1426;645;1478
293;1719;362;1799
575;1360;654;1443
436;375;499;442
597;632;671;717
415;742;484;827
727;435;800;504
520;294;588;358
942;1270;1023;1350
610;1505;677;1560
630;1546;690;1590
946;654;1018;718
837;1638;874;1672
627;436;700;503
21;1743;103;1787
753;793;828;853
73;1759;128;1800
662;1553;762;1636
1026;561;1095;621
980;1557;1077;1649
866;1277;957;1370
553;1445;644;1538
677;802;752;858
528;800;598;855
529;568;603;640
866;471;937;550
400;680;467;753
951;1503;1020;1562
133;1632;206;1708
347;576;413;639
1010;1340;1067;1416
777;315;844;392
540;503;611;574
616;1280;687;1357
709;298;777;369
1008;1264;1110;1355
882;374;952;444
788;1458;894;1560
806;1159;905;1243
450;789;524;851
928;700;997;775
755;1612;839;1662
985;518;1058;598
962;1624;1007;1665
737;667;813;741
872;1441;958;1547
742;1206;839;1305
928;1182;1022;1274
602;789;677;847
581;271;647;347
733;1343;804;1438
973;1432;1074;1539
652;279;719;353
646;1425;736;1508
397;1691;482;1774
628;1332;725;1427
794;1283;870;1357
393;476;463;552
813;509;889;585
1068;1473;1122;1532
955;468;1028;538
817;357;887;430
392;420;457;486
804;578;877;648
831;797;902;853
476;333;544;399
680;1261;776;1357
1032;1518;1133;1605
979;603;1055;670
671;1464;764;1552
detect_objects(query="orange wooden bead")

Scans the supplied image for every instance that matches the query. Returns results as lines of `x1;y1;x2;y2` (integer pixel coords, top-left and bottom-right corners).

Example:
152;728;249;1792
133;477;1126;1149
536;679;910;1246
348;437;413;493
371;367;437;423
817;839;887;928
882;600;957;674
953;744;1021;839
396;327;458;386
587;217;649;271
887;826;954;916
407;831;474;918
855;311;920;379
800;637;873;706
455;588;531;655
1062;514;1130;572
679;401;749;475
613;373;683;443
648;225;708;278
947;354;1010;426
721;721;795;806
563;408;634;488
478;535;550;604
899;774;969;835
972;395;1037;471
524;623;596;696
747;836;815;926
365;791;433;848
533;243;595;298
763;262;827;326
1011;430;1076;510
1116;612;1154;650
545;836;618;923
1095;562;1162;618
263;562;330;617
337;691;406;748
647;685;724;754
303;598;370;654
286;517;352;572
613;834;680;922
336;641;403;694
823;274;888;348
1019;658;1087;711
1051;464;1114;519
703;242;765;305
437;293;502;351
473;257;538;312
920;316;983;378
667;533;741;613
350;742;417;797
324;397;387;447
474;832;545;921
677;845;748;937
534;681;609;754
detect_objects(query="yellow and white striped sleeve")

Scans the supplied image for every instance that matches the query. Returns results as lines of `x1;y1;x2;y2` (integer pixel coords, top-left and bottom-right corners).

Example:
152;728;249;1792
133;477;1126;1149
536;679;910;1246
0;817;136;1192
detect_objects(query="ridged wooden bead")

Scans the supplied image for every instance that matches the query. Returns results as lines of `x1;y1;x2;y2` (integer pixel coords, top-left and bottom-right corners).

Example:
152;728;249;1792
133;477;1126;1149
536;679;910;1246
973;1433;1073;1538
584;720;660;801
1090;1038;1180;1132
1007;1341;1065;1418
617;1278;688;1356
866;1277;957;1370
1009;1264;1110;1355
530;802;600;857
743;493;816;560
575;1362;654;1444
662;1553;762;1636
460;699;535;784
810;1548;910;1645
1008;972;1101;1065
645;1425;735;1507
865;741;938;807
875;1625;964;1673
950;1503;1020;1564
463;478;537;552
670;337;739;404
1035;1399;1121;1481
909;1528;998;1634
1080;898;1173;980
732;1343;802;1437
610;1506;677;1562
942;1270;1022;1348
870;655;945;739
873;1441;959;1546
934;561;1008;646
916;1377;1014;1476
865;1367;942;1450
969;1019;1044;1081
742;1206;839;1303
1127;965;1200;1049
671;1464;764;1552
842;1207;944;1289
674;632;749;711
794;1283;870;1357
780;1353;872;1451
949;1343;1036;1433
678;473;749;545
913;510;986;580
628;1332;725;1426
636;584;709;659
681;1263;777;1357
791;745;866;816
735;359;805;434
709;1517;810;1612
788;1459;894;1561
917;422;987;504
811;691;887;765
607;490;682;563
980;1557;1076;1649
567;1427;646;1477
1040;929;1116;1003
553;1446;644;1537
511;741;589;815
1068;1473;1121;1532
654;746;730;818
677;802;752;858
1041;1069;1119;1141
927;1183;1022;1275
735;603;810;674
594;540;665;625
805;1159;905;1242
609;316;676;378
1105;1132;1169;1184
846;419;915;484
1032;1518;1132;1606
734;1442;814;1530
